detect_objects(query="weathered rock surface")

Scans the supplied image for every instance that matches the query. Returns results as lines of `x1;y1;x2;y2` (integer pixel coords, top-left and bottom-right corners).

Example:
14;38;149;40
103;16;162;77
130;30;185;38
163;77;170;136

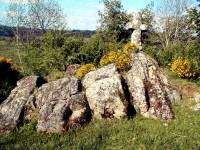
166;88;182;105
0;76;40;133
126;52;174;120
36;77;91;133
190;92;200;111
82;64;129;119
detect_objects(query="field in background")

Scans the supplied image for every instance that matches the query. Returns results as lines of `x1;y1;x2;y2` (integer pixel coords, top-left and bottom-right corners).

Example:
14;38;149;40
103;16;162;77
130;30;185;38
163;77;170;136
0;40;16;58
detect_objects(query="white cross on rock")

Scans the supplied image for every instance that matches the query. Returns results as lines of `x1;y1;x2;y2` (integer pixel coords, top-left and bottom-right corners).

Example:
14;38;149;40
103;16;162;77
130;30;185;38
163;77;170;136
126;13;148;50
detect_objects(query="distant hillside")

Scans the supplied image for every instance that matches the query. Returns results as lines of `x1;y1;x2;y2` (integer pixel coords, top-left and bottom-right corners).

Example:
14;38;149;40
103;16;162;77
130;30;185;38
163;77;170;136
0;25;95;38
0;25;14;37
69;30;95;37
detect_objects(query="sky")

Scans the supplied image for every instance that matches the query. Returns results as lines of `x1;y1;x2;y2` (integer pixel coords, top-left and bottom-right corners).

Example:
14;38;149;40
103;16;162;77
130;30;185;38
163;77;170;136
0;0;198;30
59;0;154;30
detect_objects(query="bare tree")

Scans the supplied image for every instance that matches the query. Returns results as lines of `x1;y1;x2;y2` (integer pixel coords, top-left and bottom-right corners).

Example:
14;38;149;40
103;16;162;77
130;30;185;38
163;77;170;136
6;0;66;72
155;0;191;48
6;0;27;72
27;0;66;33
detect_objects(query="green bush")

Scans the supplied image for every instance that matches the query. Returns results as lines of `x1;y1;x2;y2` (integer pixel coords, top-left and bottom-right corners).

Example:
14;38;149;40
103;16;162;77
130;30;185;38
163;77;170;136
144;41;200;68
185;40;200;66
20;32;116;77
21;32;66;77
63;36;85;64
66;34;108;65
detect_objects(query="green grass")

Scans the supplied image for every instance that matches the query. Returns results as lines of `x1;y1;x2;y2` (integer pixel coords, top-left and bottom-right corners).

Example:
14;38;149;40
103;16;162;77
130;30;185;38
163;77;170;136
0;105;200;150
0;40;16;58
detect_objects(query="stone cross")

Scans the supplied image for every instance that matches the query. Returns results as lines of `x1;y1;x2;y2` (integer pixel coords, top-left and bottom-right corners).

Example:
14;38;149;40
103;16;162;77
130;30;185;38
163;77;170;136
125;13;148;50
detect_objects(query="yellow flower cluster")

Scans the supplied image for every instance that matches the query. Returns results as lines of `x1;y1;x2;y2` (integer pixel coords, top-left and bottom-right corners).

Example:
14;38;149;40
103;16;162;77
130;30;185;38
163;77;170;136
0;56;12;64
170;57;197;78
123;42;137;54
75;64;96;79
100;51;131;69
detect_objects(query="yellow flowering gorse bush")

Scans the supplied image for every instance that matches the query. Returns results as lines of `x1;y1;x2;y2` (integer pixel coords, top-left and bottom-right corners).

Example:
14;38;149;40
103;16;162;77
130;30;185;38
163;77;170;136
100;51;131;69
170;57;197;78
75;64;96;79
123;42;137;54
0;56;12;64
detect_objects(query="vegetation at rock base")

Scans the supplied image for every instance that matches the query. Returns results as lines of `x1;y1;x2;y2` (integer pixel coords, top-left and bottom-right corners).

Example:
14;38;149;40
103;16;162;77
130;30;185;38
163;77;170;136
75;64;96;79
100;51;131;70
0;104;200;150
47;69;66;81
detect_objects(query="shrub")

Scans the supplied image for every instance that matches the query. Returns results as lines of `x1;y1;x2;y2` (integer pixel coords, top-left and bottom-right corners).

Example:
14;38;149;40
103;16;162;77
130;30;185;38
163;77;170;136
170;57;198;79
75;64;96;79
143;42;186;67
123;42;137;54
99;51;131;69
0;56;12;64
0;56;21;103
73;34;109;64
47;69;65;81
21;32;66;76
185;40;200;67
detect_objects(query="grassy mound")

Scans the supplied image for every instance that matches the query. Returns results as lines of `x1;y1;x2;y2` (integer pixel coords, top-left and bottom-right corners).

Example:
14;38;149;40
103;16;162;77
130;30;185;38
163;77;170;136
0;105;200;150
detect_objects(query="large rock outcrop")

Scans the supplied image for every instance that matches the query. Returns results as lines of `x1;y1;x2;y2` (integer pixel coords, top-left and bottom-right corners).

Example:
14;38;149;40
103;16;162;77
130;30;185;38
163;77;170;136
82;64;129;119
0;52;180;134
0;76;41;133
36;77;91;134
126;52;174;120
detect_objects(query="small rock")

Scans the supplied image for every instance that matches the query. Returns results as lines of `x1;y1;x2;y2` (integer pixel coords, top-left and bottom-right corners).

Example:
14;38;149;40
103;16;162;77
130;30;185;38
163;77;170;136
166;89;182;105
190;92;200;111
192;103;200;111
193;93;200;103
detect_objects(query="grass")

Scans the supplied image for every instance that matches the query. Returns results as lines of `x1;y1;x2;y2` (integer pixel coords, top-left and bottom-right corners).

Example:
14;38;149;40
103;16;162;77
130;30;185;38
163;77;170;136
165;68;200;88
0;105;200;150
0;40;17;59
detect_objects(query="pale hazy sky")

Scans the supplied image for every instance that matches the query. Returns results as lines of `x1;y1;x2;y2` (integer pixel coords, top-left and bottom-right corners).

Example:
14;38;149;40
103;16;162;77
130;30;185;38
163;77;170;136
0;0;198;30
